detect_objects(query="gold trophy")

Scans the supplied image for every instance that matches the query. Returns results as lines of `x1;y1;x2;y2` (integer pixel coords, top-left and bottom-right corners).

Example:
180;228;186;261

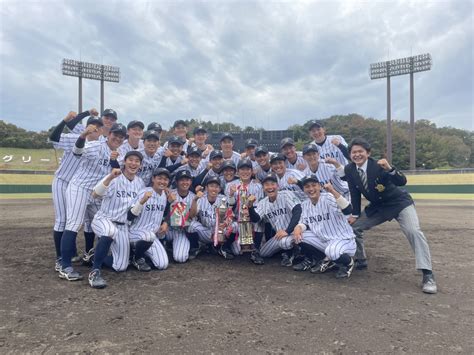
214;197;228;246
238;185;255;252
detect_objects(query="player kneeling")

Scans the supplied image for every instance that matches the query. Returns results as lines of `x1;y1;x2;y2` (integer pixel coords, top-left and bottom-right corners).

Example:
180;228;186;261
292;176;356;279
88;151;145;289
128;168;171;271
187;176;240;259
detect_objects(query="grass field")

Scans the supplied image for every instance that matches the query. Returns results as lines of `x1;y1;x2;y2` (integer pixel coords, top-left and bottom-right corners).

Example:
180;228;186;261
0;147;60;171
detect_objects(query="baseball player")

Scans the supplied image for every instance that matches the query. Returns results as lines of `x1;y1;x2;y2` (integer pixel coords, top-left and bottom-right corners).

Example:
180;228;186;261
165;169;199;263
48;110;100;271
220;160;239;190
225;159;265;264
190;126;214;160
100;109;118;137
292;176;356;278
147;122;163;139
118;120;145;156
173;146;207;180
137;130;164;186
159;135;186;170
163;120;190;153
128;168;171;271
195;150;224;187
59;123;126;281
269;153;306;202
219;133;241;166
239;138;260;169
88;150;145;289
188;176;239;259
308;120;349;166
254;146;272;182
280;137;308;171
247;173;302;266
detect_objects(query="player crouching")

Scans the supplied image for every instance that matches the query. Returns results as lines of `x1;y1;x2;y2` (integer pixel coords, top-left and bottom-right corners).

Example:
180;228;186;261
128;168;171;271
187;176;240;259
292;176;356;279
88;151;145;289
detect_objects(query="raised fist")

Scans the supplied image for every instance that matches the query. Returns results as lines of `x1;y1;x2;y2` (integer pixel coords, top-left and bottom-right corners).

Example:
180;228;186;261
229;184;237;196
82;124;98;137
331;137;341;146
181;157;189;165
247;195;256;205
287;177;297;185
110;151;119;160
110;168;121;178
164;149;172;158
140;191;153;204
195;190;204;199
89;108;99;116
64;111;77;122
323;182;335;194
296;163;306;171
325;157;340;167
377;159;392;171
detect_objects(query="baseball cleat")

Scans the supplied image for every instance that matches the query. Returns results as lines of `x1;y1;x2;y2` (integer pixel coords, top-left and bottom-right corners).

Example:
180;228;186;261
218;246;235;260
310;258;337;274
250;250;264;265
280;253;293;267
55;258;62;272
336;258;355;279
88;269;107;289
292;257;316;271
71;254;82;263
188;248;201;260
131;256;152;272
422;274;437;294
355;259;368;270
58;267;83;281
82;248;95;263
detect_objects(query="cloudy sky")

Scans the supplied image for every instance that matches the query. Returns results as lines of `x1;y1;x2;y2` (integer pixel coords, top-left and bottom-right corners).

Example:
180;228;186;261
0;0;472;132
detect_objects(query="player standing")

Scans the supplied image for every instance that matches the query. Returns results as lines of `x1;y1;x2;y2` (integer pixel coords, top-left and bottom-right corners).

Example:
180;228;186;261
219;133;241;166
269;153;306;201
137;130;164;186
308;120;349;166
118;120;145;156
280;137;308;171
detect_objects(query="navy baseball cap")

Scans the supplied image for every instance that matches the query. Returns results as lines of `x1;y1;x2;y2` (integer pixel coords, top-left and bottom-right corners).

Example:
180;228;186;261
261;173;278;184
143;130;160;141
255;146;269;156
124;150;143;162
237;158;253;169
175;169;192;180
102;109;118;120
205;176;222;186
173;119;188;128
167;135;184;145
270;153;286;164
245;138;258;148
127;120;145;130
86;116;103;127
110;123;127;137
220;160;236;173
220;133;233;142
210;150;224;160
300;175;320;186
147;122;162;132
152;168;171;178
280;137;295;150
308;120;324;129
187;146;202;157
303;143;319;155
193;126;207;135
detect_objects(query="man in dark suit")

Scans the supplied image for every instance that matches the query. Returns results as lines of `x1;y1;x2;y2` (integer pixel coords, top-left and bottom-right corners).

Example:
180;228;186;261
341;137;437;294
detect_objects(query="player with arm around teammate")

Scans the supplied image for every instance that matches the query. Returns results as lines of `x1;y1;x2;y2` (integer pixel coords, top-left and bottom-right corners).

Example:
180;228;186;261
88;151;145;289
292;176;356;278
247;173;302;266
128;168;171;272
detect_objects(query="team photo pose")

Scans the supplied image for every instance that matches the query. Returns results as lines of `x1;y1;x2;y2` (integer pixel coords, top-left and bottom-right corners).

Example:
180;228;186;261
219;133;241;165
136;130;164;186
269;153;306;202
118;120;145;157
253;146;272;182
280;137;308;171
308;120;349;166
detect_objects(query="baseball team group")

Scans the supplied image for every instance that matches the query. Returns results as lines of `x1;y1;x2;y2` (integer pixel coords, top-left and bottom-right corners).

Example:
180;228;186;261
48;108;437;294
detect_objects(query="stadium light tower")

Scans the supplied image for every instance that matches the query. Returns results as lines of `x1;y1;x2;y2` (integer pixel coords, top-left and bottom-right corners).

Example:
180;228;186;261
61;59;120;113
370;53;432;169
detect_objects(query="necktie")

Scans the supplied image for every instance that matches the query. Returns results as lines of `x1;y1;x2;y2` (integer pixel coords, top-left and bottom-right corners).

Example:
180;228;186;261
358;168;368;190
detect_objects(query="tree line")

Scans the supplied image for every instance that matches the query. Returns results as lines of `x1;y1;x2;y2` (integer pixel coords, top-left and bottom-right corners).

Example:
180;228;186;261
1;113;472;170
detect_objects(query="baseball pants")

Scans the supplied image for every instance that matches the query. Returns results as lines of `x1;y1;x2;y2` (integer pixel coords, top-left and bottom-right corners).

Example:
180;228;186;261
65;182;100;232
166;228;191;263
260;235;295;258
352;204;432;270
300;231;356;260
129;230;168;270
91;217;130;272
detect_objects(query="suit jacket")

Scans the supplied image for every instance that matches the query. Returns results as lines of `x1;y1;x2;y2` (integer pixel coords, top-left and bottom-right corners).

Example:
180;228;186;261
343;157;413;220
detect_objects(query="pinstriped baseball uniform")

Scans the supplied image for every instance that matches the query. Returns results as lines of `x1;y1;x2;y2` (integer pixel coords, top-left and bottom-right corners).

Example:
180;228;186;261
163;139;190;153
166;189;195;263
285;154;308;171
187;193;240;255
129;187;169;270
254;165;272;182
92;174;145;271
65;140;119;232
137;148;164;186
312;135;348;166
299;193;356;260
223;151;241;166
277;169;306;202
163;155;184;168
173;160;207;178
302;160;350;200
254;190;301;257
118;139;144;156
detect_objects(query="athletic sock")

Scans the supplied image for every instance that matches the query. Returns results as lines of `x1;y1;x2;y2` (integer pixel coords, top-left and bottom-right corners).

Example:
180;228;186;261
135;240;153;259
300;242;326;260
53;230;63;258
93;236;113;270
188;232;199;249
223;233;236;249
334;253;352;266
60;230;78;268
84;232;95;253
421;269;433;276
254;232;263;250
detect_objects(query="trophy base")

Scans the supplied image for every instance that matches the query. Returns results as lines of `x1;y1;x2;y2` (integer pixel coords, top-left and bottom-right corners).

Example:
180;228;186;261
240;244;255;253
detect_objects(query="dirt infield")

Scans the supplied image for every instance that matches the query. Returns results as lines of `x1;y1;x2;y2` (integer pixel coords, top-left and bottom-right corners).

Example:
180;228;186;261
1;199;473;354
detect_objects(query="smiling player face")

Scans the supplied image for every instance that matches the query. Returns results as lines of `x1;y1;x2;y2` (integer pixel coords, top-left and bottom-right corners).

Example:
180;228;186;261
107;132;125;150
270;160;286;177
152;174;169;192
303;181;321;201
177;177;192;193
128;126;144;140
206;182;221;199
263;180;278;200
282;144;296;161
144;138;159;155
256;153;269;167
222;167;236;182
310;126;326;143
169;143;183;157
238;167;252;181
124;155;141;176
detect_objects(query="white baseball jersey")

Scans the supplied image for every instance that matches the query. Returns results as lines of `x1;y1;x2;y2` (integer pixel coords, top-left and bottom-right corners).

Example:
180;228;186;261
52;132;82;182
169;189;196;228
222;151;241;166
129;187;168;233
137;149;164;186
163;155;184;168
299;193;354;242
285;154;308;171
277;169;306;202
255;190;300;231
70;140;118;190
225;179;264;205
173;160;207;177
94;174;145;223
118;139;145;157
163;139;190;153
302;160;349;197
196;194;227;228
254;165;272;182
312;135;348;166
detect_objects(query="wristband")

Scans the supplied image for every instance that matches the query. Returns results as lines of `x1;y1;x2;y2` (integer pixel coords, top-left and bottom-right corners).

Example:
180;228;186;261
130;203;144;216
335;196;350;210
296;223;307;232
94;181;108;196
